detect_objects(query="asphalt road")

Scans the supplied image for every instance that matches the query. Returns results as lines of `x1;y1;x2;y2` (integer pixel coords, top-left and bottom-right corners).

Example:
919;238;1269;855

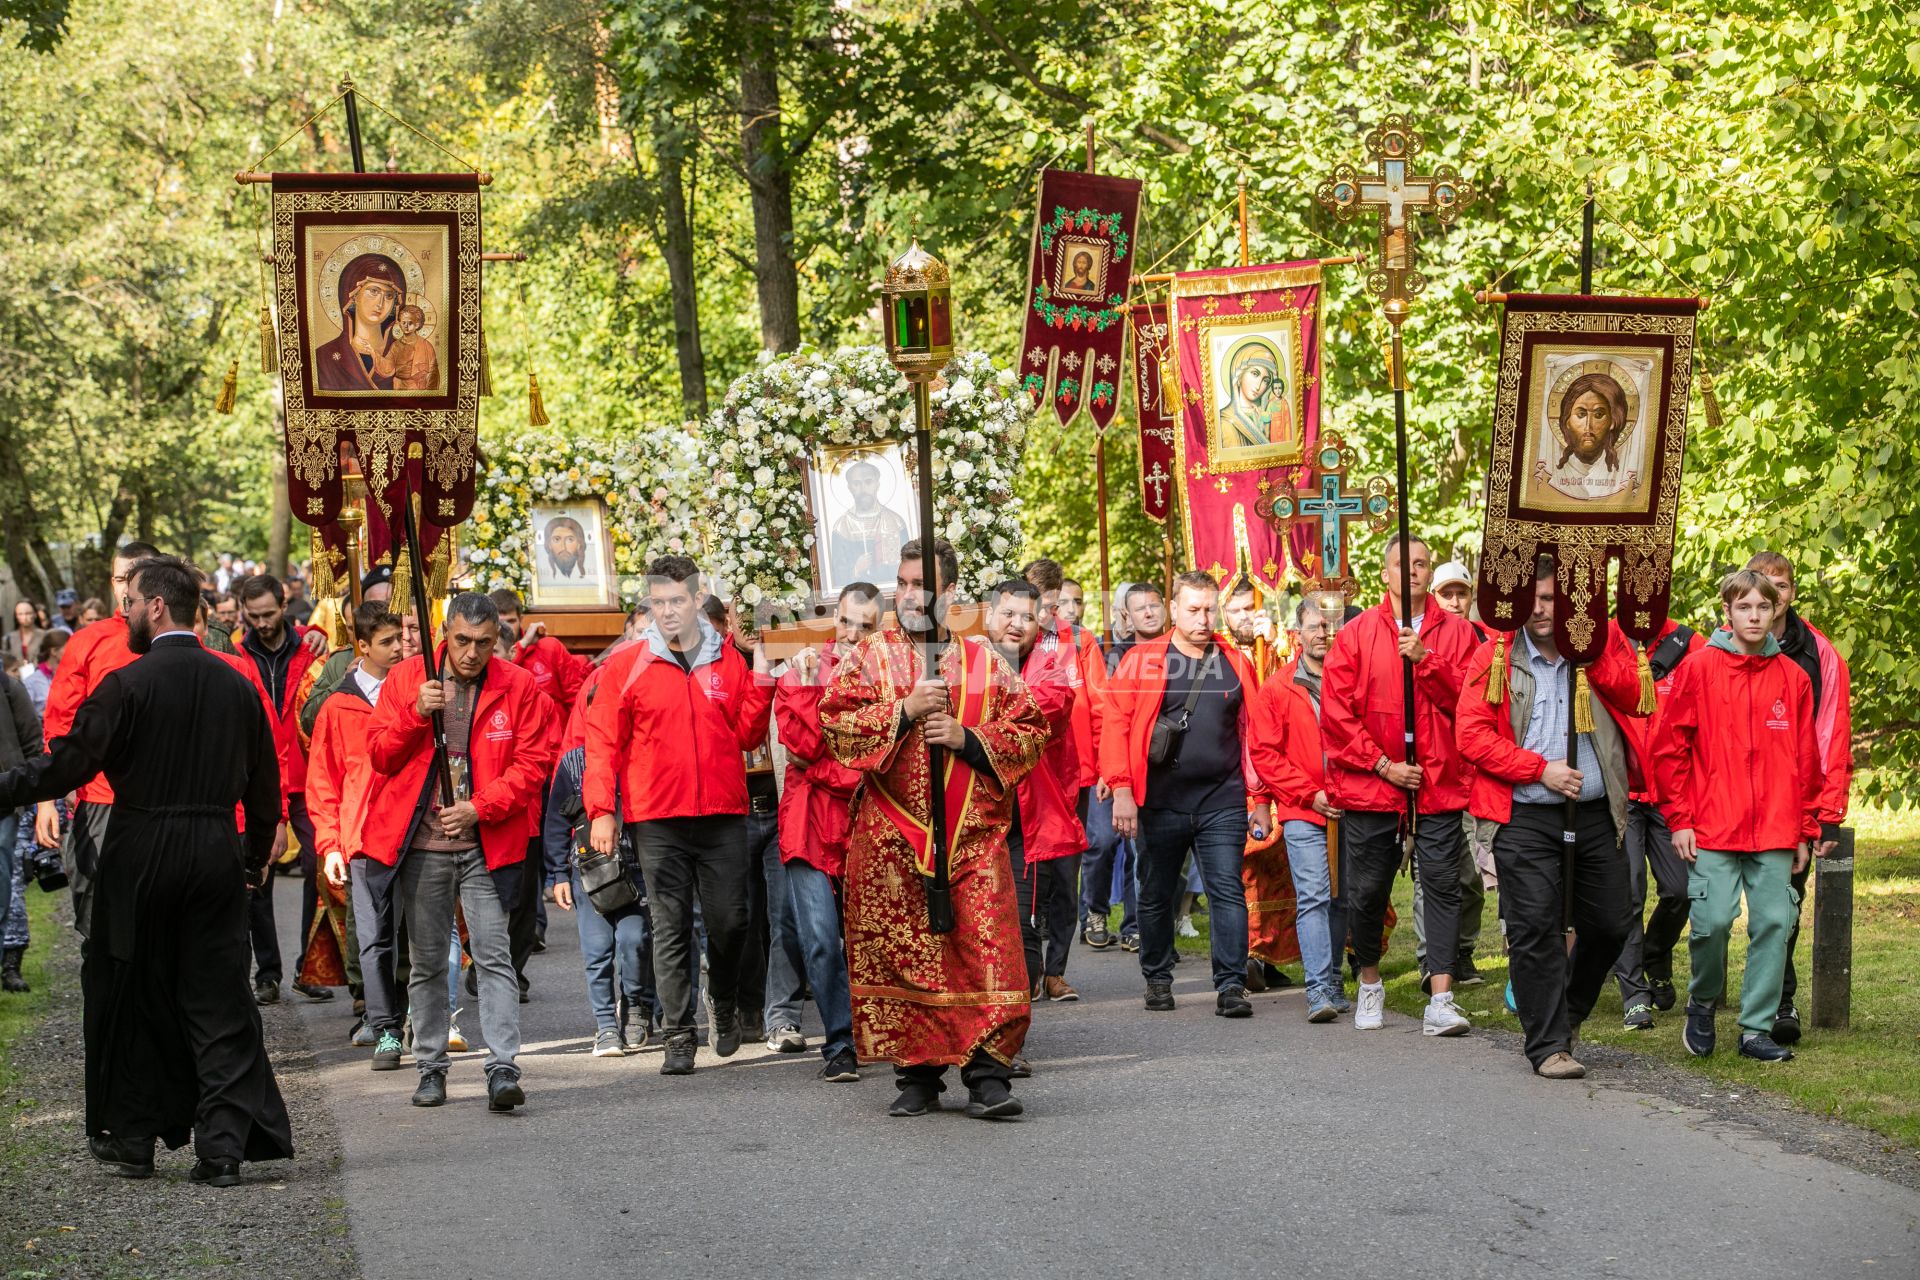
281;881;1920;1280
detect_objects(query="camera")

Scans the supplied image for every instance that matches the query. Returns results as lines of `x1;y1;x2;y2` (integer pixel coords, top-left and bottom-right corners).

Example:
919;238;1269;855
24;843;67;893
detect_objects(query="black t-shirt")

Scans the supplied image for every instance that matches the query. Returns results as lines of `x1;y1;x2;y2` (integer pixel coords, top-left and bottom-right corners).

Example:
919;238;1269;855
1145;642;1245;814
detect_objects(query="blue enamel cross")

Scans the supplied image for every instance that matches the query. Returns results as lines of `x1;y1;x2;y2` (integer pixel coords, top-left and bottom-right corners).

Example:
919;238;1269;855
1299;470;1368;581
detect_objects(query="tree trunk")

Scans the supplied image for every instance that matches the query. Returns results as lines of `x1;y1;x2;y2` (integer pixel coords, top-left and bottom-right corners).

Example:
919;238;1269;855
650;115;709;418
737;0;801;353
267;447;292;577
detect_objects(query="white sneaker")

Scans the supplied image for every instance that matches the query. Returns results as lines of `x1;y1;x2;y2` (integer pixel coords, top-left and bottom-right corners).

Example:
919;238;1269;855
1175;914;1200;939
1354;981;1385;1030
1423;991;1471;1037
767;1024;807;1054
592;1029;625;1058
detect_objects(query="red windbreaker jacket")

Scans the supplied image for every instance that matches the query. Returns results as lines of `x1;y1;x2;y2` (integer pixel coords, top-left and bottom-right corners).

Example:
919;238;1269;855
583;626;774;825
365;654;556;869
41;615;136;806
514;634;591;713
1320;593;1476;815
773;652;863;877
308;676;379;858
1015;638;1090;861
1652;635;1821;852
1247;660;1327;828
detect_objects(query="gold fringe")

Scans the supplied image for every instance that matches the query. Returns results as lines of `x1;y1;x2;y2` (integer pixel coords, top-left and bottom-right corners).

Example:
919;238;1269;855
213;359;239;414
1572;667;1595;734
478;331;493;398
1636;645;1657;714
391;542;413;618
1700;371;1723;430
528;370;550;427
259;303;278;374
427;526;455;598
1485;635;1506;704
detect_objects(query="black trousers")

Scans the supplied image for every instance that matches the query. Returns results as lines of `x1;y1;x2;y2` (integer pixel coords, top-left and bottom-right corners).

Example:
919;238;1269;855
897;1050;1012;1092
507;839;540;982
734;808;779;1027
246;794;317;985
1342;807;1463;973
1494;800;1632;1067
1612;799;1690;1003
629;815;750;1037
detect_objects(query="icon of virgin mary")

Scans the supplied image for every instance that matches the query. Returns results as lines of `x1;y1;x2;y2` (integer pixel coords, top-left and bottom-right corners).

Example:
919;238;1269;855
1217;337;1293;450
314;252;407;392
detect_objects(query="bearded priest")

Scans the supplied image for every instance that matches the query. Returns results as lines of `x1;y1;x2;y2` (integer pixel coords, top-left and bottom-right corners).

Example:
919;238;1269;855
821;537;1051;1120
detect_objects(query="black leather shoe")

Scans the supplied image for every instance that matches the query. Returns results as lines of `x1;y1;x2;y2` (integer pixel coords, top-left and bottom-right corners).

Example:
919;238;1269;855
1215;986;1253;1018
88;1135;154;1178
1266;963;1294;989
712;1007;741;1058
189;1158;242;1187
1009;1056;1033;1079
410;1071;447;1107
660;1033;696;1075
1739;1033;1794;1063
1648;977;1677;1012
253;980;280;1005
290;981;334;1001
487;1071;526;1112
966;1078;1023;1120
1771;1005;1803;1045
1683;1001;1716;1058
888;1081;940;1117
1144;981;1175;1012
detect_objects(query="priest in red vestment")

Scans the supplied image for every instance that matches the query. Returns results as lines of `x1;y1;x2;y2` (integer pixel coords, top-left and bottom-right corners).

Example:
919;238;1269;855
821;538;1050;1120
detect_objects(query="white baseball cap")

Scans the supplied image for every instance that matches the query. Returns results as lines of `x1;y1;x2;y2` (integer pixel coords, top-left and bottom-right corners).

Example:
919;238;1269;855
1432;560;1473;590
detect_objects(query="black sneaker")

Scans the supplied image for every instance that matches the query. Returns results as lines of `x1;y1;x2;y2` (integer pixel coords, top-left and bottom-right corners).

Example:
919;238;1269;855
1739;1033;1794;1063
1215;986;1253;1018
411;1071;447;1107
189;1159;242;1187
819;1049;859;1082
1083;911;1114;950
966;1077;1023;1120
291;981;334;1001
1683;1001;1716;1058
1118;931;1140;953
1144;981;1174;1012
1622;1003;1655;1031
88;1135;154;1178
1453;957;1484;988
1771;1005;1803;1046
487;1070;526;1112
1648;977;1677;1012
888;1081;940;1117
370;1030;404;1071
740;1014;766;1044
713;1007;742;1058
1244;964;1267;993
253;979;280;1005
661;1033;696;1076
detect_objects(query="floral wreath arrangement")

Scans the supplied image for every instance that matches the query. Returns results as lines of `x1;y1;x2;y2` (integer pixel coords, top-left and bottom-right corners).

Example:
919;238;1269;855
700;344;1029;613
464;426;702;605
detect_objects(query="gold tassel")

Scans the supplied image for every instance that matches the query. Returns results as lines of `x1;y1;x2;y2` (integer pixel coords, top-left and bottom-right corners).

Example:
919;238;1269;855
1485;635;1507;705
528;370;551;427
478;332;493;398
1573;667;1596;734
391;543;413;618
214;359;239;414
1700;371;1723;430
427;528;454;598
259;303;278;374
1636;644;1657;715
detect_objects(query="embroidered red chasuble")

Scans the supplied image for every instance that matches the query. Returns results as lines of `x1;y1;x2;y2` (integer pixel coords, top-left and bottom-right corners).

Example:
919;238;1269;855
821;629;1050;1068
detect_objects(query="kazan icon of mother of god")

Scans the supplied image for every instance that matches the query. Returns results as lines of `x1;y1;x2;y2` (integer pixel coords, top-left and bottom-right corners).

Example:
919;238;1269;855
1217;338;1294;450
315;253;409;393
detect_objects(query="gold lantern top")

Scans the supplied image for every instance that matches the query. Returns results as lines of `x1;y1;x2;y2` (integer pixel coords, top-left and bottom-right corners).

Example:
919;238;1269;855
881;238;954;384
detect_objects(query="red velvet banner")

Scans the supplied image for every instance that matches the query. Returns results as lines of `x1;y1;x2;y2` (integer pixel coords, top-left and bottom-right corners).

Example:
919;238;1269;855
1474;293;1698;662
1129;301;1179;523
1018;169;1143;432
1170;261;1324;590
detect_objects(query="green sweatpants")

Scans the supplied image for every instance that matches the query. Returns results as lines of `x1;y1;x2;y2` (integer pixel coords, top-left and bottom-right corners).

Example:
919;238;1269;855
1687;849;1798;1038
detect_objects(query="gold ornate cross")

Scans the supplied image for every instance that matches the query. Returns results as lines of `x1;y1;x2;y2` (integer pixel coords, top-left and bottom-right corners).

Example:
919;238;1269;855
1316;115;1477;329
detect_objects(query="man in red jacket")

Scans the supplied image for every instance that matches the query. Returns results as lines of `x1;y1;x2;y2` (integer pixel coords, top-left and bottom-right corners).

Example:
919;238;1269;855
491;589;591;714
1456;565;1645;1078
1747;551;1852;1046
368;593;556;1110
1655;570;1821;1063
773;583;879;1084
1102;570;1271;1018
585;554;773;1077
986;579;1088;1004
234;574;324;1005
35;540;160;938
1319;535;1477;1036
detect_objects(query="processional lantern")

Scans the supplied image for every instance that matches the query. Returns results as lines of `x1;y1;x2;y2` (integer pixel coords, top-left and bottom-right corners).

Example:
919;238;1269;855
880;239;954;383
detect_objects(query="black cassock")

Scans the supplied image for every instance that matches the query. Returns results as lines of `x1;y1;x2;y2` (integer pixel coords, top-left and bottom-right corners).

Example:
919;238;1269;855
0;633;293;1163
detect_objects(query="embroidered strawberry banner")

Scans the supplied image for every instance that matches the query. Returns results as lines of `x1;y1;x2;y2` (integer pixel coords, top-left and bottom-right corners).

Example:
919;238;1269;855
1018;168;1143;432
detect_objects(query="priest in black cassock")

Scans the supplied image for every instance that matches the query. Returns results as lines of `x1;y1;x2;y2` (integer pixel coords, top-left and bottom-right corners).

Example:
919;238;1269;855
0;555;293;1186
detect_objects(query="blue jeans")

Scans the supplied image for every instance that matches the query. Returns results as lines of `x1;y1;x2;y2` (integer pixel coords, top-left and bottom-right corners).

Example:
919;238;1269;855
1079;789;1137;935
785;860;854;1062
1136;806;1249;990
572;867;654;1031
1282;820;1343;1000
745;812;806;1031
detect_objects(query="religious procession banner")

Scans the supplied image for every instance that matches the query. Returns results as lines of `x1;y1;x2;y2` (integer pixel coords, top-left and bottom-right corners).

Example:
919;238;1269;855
1128;300;1179;523
269;172;484;528
1170;260;1324;589
1018;168;1143;431
1475;293;1698;664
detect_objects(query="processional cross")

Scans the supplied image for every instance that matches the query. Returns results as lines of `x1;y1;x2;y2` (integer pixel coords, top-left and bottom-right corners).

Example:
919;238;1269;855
1253;435;1393;593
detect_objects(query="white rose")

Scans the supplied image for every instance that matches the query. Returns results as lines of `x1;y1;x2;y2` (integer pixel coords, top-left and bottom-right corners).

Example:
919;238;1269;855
741;583;764;606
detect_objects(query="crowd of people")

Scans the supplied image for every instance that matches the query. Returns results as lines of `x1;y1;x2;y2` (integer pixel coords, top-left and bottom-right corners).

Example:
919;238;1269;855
0;528;1850;1182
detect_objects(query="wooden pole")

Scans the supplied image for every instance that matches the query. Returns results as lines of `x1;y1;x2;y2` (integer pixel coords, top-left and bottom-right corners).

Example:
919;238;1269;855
1238;177;1250;268
1084;125;1113;630
1811;827;1854;1029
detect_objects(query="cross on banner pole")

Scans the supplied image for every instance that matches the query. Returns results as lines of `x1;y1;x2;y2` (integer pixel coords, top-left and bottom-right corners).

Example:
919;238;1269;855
1317;116;1478;839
